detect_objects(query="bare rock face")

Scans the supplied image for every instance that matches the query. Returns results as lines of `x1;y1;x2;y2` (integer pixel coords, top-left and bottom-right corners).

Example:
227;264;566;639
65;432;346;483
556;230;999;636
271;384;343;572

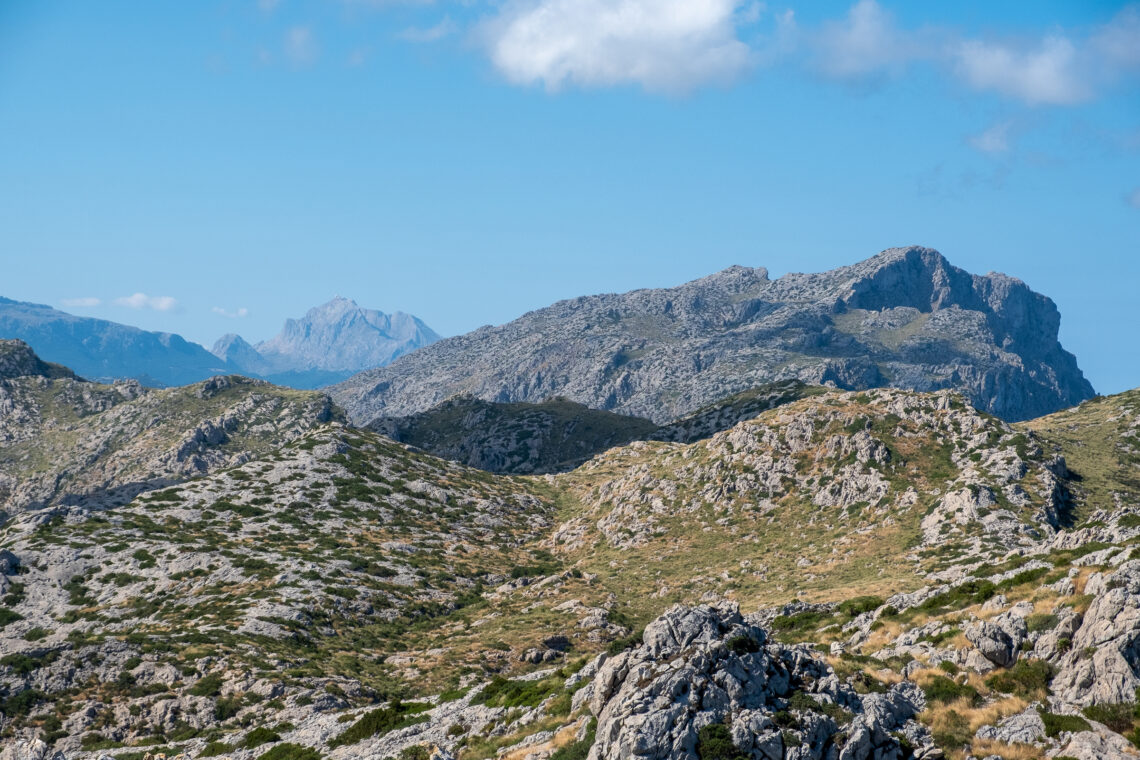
583;603;926;760
331;247;1094;425
1053;561;1140;706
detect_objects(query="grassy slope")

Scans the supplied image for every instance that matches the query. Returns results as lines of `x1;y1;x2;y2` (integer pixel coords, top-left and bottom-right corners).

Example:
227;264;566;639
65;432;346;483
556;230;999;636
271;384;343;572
1021;388;1140;520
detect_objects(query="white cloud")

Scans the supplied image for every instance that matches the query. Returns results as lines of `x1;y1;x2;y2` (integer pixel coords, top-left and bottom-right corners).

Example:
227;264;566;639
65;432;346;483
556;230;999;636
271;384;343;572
284;26;318;66
115;293;177;311
61;297;101;308
212;306;250;318
1128;188;1140;210
479;0;754;93
400;17;458;43
952;35;1090;106
813;0;932;81
968;121;1013;154
1092;6;1140;73
258;0;280;13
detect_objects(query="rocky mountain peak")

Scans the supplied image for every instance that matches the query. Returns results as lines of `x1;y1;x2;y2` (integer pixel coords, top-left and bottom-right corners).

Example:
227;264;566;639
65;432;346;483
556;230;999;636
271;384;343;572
331;246;1093;425
207;299;441;388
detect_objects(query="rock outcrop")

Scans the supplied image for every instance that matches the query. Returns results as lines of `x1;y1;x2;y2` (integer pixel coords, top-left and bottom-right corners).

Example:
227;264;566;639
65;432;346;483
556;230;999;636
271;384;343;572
582;603;929;760
1053;561;1140;706
332;247;1094;425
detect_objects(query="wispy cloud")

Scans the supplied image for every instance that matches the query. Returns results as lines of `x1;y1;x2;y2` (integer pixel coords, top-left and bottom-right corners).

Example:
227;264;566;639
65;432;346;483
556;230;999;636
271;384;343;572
212;306;250;318
811;0;935;82
952;36;1089;106
400;16;458;43
1128;188;1140;210
478;0;755;94
968;121;1014;155
61;297;101;308
115;293;177;311
257;0;281;13
284;26;319;66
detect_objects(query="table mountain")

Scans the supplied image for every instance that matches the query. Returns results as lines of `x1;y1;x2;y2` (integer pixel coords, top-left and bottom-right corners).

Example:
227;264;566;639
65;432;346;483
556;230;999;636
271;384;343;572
213;297;440;388
331;246;1094;424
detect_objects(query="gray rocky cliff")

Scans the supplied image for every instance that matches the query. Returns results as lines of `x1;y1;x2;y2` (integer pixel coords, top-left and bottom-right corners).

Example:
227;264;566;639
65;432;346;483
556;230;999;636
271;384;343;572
331;247;1093;425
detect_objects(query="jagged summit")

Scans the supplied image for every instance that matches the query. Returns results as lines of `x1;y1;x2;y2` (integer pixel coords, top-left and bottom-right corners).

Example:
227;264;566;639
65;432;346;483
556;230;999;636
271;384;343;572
331;246;1094;425
210;297;440;389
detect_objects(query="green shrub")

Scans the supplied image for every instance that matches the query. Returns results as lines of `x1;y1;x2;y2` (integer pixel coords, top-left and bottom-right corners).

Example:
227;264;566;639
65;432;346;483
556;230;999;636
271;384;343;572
696;723;746;760
398;747;430;760
243;726;282;748
918;580;996;613
922;676;980;706
726;635;760;655
328;700;430;748
1038;709;1091;737
190;673;224;697
215;696;243;721
254;743;321;760
1081;702;1136;733
199;741;231;757
985;660;1055;698
606;629;643;655
1026;613;1060;633
0;608;24;627
474;676;560;709
837;596;883;618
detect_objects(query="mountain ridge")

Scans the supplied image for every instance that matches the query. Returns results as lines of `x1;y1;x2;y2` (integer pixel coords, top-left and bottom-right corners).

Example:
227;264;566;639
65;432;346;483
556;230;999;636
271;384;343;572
331;246;1094;425
0;297;229;387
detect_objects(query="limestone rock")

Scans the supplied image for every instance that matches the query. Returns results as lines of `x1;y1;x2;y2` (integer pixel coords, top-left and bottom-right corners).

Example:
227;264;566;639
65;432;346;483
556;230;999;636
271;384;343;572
332;247;1093;426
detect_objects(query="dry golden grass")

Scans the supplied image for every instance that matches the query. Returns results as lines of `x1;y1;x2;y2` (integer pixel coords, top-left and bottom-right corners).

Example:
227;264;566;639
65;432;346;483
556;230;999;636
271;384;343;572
859;619;907;651
495;717;585;760
969;738;1046;759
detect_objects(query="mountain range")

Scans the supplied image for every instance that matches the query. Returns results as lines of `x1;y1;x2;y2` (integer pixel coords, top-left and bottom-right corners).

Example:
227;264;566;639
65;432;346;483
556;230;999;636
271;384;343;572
3;247;1136;760
331;246;1094;425
0;296;438;389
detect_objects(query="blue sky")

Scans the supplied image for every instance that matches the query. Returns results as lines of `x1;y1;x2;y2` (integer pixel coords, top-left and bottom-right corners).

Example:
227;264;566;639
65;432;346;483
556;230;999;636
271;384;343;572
1;1;1138;393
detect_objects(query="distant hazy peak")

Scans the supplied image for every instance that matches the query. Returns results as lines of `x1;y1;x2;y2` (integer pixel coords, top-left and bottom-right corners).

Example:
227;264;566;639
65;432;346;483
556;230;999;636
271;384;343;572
209;298;440;387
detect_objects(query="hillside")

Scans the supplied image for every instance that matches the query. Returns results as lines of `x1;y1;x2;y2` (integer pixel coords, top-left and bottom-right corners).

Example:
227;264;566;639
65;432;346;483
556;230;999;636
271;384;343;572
5;373;1140;758
368;381;822;475
0;367;336;515
331;247;1094;425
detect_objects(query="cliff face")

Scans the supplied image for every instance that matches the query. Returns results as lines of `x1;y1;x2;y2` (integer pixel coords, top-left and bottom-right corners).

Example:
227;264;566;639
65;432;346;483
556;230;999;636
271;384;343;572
331;247;1094;424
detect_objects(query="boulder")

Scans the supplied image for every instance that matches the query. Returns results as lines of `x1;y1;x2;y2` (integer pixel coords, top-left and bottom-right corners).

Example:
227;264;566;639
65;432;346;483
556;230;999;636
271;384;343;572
965;620;1018;668
975;708;1046;744
585;603;920;760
